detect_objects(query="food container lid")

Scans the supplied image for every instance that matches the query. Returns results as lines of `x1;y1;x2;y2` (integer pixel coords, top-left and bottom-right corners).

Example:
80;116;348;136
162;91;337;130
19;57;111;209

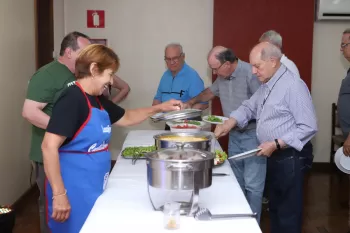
150;109;202;122
145;147;214;162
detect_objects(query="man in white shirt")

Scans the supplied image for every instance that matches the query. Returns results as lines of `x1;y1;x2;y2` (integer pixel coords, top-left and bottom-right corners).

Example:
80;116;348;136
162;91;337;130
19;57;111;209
259;30;300;77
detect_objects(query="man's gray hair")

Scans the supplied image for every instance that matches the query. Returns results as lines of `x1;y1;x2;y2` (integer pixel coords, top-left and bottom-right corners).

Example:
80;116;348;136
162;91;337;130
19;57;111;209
259;30;283;49
165;43;183;54
343;28;350;34
260;43;282;61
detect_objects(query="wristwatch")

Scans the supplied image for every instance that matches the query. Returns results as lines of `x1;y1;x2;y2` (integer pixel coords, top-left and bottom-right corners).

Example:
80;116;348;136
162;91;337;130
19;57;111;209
274;139;281;150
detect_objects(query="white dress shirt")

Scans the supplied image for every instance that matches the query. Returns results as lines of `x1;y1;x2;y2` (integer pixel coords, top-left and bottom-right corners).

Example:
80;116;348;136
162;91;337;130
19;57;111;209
281;54;300;78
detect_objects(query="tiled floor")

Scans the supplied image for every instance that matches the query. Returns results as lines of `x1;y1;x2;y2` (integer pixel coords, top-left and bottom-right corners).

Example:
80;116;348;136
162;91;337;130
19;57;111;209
11;171;350;233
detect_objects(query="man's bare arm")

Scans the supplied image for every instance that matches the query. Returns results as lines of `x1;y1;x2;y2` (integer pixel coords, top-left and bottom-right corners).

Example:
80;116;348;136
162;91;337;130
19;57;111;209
22;99;50;129
192;103;209;110
186;88;215;108
152;99;161;106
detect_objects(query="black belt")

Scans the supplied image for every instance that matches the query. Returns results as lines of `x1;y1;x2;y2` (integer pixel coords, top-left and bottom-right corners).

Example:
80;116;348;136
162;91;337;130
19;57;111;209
248;119;256;124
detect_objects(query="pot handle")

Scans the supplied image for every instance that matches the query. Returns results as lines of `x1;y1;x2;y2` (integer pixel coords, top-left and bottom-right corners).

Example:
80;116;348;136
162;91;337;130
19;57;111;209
167;163;193;171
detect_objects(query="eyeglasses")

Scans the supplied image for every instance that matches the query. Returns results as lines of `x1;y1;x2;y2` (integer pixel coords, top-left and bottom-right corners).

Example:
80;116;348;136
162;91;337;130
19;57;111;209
341;43;350;49
164;53;183;63
210;62;226;72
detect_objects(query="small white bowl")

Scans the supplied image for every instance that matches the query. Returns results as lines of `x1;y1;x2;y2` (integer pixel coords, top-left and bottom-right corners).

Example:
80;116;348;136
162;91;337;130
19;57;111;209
170;123;201;133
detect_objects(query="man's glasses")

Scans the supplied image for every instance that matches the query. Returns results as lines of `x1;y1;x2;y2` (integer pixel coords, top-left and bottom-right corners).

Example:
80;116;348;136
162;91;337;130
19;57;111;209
210;62;226;72
164;53;183;63
341;43;350;49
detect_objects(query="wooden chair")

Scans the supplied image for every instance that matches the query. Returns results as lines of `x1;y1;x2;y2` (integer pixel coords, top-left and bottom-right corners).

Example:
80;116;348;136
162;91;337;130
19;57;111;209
330;103;345;164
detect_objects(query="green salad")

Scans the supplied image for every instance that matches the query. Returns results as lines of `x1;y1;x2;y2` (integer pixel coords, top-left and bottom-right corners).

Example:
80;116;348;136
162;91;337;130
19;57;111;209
207;115;223;123
122;145;156;157
214;150;228;165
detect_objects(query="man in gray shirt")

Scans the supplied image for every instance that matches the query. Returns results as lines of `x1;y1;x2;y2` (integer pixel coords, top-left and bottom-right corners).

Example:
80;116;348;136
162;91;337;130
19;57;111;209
337;28;350;233
184;46;265;223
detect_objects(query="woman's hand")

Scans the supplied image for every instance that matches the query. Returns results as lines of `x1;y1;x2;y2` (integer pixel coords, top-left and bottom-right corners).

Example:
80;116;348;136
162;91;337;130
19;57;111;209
159;99;183;112
52;194;71;222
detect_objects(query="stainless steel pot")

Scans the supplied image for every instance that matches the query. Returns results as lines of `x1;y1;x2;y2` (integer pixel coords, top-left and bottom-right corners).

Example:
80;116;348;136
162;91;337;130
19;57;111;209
153;132;212;152
145;146;215;190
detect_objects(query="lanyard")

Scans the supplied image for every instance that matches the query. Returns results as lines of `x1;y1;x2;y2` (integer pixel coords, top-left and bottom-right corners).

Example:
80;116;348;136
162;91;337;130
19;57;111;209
262;68;287;107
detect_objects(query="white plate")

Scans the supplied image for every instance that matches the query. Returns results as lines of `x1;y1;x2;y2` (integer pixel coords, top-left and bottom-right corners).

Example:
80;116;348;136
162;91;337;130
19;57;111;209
335;147;350;174
202;115;229;125
228;148;262;161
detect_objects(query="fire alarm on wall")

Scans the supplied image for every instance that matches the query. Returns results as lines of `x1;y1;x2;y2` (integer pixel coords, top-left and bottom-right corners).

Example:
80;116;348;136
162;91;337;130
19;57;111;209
87;10;105;28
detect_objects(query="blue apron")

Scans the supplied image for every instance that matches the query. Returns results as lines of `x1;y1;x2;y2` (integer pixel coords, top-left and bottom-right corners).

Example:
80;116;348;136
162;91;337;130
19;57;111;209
45;83;112;233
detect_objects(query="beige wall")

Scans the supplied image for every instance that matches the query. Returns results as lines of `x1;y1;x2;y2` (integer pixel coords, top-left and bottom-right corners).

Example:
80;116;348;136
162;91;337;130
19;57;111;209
55;0;214;159
53;1;350;163
0;1;35;204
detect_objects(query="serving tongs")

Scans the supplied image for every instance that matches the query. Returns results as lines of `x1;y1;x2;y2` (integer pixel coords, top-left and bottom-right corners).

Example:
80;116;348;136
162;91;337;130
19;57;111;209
194;208;257;221
131;153;142;165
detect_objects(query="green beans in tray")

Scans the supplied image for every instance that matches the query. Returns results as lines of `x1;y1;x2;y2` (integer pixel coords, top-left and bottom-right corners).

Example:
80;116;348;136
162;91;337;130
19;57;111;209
121;145;157;159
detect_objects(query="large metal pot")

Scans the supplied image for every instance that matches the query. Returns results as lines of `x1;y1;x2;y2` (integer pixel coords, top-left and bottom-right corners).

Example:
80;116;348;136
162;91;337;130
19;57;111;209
153;132;212;152
145;146;215;190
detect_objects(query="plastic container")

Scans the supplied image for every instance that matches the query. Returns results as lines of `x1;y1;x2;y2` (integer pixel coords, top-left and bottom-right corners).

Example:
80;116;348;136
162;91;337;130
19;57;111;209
163;202;180;230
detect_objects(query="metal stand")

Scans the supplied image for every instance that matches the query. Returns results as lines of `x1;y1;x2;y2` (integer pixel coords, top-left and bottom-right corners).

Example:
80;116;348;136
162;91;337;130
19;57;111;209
188;186;200;217
147;183;200;216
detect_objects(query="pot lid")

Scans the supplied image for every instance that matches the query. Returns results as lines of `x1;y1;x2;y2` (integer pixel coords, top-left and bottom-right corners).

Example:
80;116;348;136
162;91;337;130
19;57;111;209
150;109;202;122
146;147;214;161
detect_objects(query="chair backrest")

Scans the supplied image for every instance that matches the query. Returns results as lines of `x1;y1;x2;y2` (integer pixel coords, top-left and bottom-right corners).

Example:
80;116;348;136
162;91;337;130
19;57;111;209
332;103;341;135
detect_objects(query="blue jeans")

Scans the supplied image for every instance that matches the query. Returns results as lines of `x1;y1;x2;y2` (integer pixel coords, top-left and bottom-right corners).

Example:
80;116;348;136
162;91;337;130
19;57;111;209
268;142;313;233
228;129;266;224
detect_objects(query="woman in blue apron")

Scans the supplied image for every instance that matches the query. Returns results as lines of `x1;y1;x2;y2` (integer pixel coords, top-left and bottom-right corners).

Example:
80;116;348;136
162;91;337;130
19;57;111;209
41;44;182;233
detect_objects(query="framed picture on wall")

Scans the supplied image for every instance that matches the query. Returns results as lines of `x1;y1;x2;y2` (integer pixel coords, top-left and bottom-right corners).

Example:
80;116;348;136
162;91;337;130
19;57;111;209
90;38;108;46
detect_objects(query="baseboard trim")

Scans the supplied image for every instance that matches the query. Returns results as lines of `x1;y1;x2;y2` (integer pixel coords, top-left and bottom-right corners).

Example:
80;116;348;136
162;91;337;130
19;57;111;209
11;184;38;210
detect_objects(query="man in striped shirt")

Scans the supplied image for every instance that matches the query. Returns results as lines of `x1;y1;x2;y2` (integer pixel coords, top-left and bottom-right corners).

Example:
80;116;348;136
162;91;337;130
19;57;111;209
215;42;318;233
183;46;265;224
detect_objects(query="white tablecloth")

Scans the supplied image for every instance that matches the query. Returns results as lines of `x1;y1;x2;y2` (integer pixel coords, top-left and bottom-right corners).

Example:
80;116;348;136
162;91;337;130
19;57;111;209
80;130;262;233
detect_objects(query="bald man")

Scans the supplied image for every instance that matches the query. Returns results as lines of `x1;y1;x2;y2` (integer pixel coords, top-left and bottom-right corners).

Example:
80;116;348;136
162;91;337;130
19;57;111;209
214;42;317;233
183;46;265;224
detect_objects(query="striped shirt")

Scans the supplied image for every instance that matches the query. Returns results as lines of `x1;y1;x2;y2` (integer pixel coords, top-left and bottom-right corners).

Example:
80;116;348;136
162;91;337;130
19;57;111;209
230;64;318;151
209;59;261;130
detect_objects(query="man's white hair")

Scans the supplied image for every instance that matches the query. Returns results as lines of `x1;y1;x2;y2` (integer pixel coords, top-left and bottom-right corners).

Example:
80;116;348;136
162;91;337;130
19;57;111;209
165;43;183;54
259;30;283;49
260;42;282;61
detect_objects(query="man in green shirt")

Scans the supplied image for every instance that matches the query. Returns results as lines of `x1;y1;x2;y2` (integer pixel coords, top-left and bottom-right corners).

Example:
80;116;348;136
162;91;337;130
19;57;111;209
22;31;90;233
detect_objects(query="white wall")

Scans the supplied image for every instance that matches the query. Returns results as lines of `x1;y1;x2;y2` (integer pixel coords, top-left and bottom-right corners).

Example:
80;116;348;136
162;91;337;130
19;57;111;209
0;0;35;204
55;0;213;159
311;21;350;162
54;1;350;163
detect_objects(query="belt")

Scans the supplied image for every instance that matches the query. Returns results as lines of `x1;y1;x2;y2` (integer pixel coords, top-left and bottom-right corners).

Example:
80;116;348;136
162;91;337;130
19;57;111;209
232;119;257;133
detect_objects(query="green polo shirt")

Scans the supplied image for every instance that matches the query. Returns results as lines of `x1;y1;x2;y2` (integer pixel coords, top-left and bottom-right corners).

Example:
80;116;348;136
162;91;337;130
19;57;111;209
26;60;75;163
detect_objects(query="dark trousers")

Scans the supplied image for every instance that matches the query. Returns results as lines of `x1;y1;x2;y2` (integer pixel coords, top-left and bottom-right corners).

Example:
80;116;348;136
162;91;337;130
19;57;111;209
164;116;202;131
35;162;50;233
267;142;313;233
